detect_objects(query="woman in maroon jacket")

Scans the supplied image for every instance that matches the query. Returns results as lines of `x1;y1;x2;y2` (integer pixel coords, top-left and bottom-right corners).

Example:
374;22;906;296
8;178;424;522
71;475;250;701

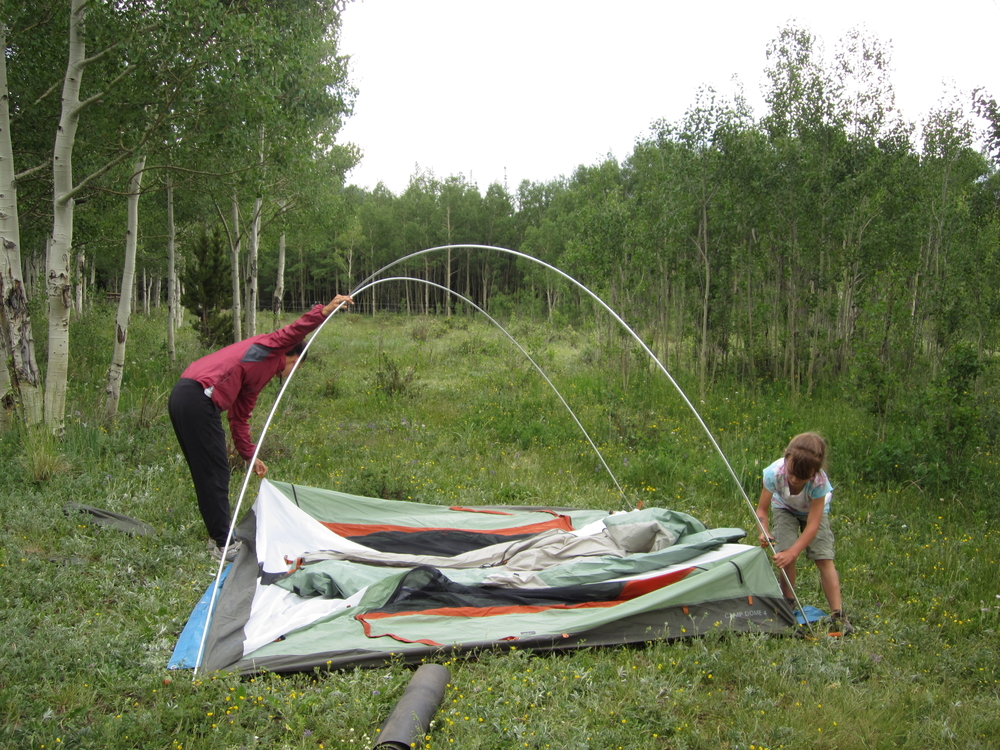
169;295;353;560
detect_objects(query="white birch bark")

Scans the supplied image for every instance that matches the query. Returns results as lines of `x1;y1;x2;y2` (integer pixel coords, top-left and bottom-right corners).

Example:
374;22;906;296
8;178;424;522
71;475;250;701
74;250;85;315
0;22;43;424
176;279;184;329
166;173;176;361
45;0;88;432
230;193;242;341
26;243;42;299
244;195;261;336
445;206;452;318
272;230;285;329
104;155;145;417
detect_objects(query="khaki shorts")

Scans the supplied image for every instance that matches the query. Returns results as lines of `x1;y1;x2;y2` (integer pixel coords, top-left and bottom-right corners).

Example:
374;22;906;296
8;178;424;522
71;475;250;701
773;507;835;561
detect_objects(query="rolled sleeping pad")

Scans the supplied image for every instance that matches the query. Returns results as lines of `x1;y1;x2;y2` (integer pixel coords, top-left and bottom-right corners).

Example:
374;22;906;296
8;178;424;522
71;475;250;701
372;663;451;750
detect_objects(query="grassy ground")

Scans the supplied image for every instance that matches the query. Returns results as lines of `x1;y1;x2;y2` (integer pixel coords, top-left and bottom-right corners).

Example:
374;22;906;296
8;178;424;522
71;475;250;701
0;306;998;749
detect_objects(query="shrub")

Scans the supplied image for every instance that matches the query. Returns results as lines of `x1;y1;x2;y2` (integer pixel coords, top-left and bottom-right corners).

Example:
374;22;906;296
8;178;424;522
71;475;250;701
372;352;417;397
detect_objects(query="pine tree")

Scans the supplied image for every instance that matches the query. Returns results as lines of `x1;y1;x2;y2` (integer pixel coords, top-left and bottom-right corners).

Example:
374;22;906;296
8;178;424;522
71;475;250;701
181;229;234;348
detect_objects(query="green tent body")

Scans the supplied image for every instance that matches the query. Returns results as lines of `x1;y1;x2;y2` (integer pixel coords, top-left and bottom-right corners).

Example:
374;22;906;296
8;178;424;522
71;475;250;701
173;480;796;674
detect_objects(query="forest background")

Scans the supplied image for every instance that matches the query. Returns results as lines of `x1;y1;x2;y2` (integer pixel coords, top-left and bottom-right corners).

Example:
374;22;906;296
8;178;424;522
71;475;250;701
1;3;1000;749
3;3;999;496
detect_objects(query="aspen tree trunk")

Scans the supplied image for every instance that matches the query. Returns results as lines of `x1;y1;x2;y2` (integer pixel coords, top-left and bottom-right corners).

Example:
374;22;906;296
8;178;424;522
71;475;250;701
104;156;145;418
445;206;452;317
696;202;710;399
74;250;85;315
745;250;754;383
464;249;471;312
423;256;430;314
658;263;670;373
481;266;489;316
166;173;176;361
25;243;42;299
230;194;242;341
298;245;305;311
272;231;285;330
0;22;43;424
45;0;88;432
245;195;261;336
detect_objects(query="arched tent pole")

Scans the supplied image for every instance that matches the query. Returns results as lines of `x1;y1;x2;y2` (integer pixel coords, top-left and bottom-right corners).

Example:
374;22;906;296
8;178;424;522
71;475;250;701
193;298;352;676
358;246;807;624
193;245;813;674
193;278;631;676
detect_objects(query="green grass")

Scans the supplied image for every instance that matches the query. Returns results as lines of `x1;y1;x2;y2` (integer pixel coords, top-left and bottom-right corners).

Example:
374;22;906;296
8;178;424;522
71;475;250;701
0;306;998;749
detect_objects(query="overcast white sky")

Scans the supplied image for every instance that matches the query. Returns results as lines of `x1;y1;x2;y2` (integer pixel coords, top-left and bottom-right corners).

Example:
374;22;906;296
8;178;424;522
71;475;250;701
337;0;1000;195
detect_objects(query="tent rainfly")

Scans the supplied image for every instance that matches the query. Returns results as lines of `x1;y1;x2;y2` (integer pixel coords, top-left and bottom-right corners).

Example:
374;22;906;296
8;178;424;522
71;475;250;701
170;480;797;674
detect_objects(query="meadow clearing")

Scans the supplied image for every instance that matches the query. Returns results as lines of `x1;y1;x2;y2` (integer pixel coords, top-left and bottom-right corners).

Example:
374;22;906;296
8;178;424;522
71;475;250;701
1;306;998;750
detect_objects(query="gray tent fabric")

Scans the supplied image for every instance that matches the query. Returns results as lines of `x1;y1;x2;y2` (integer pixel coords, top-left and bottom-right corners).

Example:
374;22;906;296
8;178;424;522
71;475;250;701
275;528;749;596
63;502;156;537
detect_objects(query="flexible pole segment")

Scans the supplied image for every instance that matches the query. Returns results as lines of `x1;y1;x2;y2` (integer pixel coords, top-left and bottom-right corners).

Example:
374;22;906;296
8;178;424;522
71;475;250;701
357;247;809;624
192;243;812;677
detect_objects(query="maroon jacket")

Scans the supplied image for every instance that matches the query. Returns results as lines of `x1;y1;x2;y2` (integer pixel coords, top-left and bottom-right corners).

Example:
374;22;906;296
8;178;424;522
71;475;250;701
181;305;328;461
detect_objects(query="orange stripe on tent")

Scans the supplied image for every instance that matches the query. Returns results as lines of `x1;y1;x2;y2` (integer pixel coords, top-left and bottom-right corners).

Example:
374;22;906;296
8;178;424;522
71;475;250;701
357;616;443;646
617;568;694;599
448;506;515;516
356;568;696;628
322;516;573;538
358;601;624;625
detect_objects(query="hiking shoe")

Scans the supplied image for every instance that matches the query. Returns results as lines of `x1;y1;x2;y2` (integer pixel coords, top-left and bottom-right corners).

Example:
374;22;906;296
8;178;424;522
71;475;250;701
829;611;856;636
208;539;242;562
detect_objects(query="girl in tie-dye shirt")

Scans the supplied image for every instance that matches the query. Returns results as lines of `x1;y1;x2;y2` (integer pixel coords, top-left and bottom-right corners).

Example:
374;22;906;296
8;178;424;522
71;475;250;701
754;432;853;634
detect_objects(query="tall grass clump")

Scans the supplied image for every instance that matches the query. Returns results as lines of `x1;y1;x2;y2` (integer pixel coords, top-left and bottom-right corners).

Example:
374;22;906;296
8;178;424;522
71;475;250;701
372;351;417;397
19;423;71;482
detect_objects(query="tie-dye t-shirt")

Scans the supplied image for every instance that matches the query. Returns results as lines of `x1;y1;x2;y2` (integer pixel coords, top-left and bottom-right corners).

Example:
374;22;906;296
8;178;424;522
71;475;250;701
762;458;833;515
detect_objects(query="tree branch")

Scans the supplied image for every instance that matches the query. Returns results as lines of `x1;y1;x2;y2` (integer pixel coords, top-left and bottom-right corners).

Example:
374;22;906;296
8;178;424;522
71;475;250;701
14;161;49;181
72;66;134;116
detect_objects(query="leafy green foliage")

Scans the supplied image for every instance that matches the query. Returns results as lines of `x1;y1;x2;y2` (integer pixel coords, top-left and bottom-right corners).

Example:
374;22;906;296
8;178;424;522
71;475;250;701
181;229;234;348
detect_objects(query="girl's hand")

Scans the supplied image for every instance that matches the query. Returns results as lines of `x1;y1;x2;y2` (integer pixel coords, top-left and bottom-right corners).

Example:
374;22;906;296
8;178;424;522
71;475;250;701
772;549;797;569
252;458;267;478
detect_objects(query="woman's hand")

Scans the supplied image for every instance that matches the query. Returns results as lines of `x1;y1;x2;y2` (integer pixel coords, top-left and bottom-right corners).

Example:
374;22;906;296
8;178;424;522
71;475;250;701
252;458;267;478
322;295;354;315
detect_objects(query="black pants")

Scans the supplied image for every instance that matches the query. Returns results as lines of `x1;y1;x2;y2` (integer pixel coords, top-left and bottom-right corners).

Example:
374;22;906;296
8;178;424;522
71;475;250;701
168;378;232;547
